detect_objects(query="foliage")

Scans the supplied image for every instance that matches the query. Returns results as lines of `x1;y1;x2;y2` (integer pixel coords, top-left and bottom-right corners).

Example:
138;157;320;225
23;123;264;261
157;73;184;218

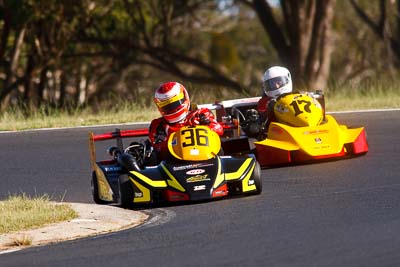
0;193;77;234
0;0;399;112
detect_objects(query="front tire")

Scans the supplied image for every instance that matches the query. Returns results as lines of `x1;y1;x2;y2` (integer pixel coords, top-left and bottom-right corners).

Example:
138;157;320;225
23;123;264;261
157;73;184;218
251;161;262;195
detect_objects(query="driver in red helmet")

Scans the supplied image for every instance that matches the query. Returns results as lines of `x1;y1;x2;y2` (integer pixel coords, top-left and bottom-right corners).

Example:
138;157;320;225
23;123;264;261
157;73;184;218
149;81;223;160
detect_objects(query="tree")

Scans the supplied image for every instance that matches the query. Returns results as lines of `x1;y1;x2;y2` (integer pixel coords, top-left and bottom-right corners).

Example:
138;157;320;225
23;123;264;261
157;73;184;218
241;0;336;90
349;0;400;69
0;0;84;108
0;0;30;106
77;0;251;95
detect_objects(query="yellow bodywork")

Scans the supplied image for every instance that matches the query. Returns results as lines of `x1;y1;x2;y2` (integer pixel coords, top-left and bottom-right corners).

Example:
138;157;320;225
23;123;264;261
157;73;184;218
93;164;114;201
255;115;365;157
274;93;323;127
168;125;221;161
130;179;152;203
89;132;114;201
225;158;256;192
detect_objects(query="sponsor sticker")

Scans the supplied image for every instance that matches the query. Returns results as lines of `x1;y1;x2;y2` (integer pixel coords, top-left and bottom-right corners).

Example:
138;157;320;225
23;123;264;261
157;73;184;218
193;185;206;191
173;163;214;171
275;104;288;114
190;148;199;155
313;145;331;150
186;169;206;175
303;129;329;135
104;166;122;172
186;174;210;183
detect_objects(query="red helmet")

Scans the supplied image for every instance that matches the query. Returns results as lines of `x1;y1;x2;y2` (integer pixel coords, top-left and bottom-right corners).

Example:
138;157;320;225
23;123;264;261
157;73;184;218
154;82;190;123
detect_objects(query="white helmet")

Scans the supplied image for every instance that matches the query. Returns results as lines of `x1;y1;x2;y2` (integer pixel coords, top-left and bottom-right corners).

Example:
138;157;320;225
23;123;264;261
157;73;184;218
262;66;292;98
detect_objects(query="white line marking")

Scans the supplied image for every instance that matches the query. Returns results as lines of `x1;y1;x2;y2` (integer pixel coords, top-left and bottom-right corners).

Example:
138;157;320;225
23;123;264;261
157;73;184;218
328;108;400;114
0;108;399;134
0;248;22;255
0;122;148;134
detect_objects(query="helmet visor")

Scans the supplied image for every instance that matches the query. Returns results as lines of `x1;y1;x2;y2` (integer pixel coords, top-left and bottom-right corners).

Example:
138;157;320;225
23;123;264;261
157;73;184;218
263;76;289;92
155;92;187;114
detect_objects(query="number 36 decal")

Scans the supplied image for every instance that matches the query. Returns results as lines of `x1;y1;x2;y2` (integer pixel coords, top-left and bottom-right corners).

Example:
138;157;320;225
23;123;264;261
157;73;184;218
181;128;209;147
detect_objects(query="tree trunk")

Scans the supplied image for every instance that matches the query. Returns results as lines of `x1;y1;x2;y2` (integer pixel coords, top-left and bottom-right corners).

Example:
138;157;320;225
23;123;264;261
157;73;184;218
37;67;48;106
350;0;400;67
304;0;336;90
1;27;26;106
59;71;67;108
251;0;336;90
23;53;36;106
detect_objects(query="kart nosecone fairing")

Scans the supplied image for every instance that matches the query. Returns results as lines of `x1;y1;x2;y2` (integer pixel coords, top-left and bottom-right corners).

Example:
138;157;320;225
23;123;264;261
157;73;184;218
200;92;369;167
88;125;262;207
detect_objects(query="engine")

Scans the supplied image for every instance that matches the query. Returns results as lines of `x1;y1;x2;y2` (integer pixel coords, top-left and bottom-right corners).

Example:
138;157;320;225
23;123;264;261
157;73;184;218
240;109;262;138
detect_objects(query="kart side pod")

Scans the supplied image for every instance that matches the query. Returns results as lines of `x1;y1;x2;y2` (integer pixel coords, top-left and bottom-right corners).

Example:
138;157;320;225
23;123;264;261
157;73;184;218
254;115;369;166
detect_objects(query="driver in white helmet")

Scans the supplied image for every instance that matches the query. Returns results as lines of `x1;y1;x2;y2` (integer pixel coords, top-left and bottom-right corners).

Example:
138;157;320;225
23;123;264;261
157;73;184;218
257;66;293;129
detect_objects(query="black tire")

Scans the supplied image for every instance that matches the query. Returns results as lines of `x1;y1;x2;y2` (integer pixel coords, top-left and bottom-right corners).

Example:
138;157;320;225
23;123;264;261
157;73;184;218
251;161;262;195
91;172;109;204
118;175;134;208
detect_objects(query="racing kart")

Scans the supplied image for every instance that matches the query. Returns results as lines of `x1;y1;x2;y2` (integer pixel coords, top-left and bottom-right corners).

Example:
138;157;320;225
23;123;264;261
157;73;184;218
201;92;369;167
88;125;262;207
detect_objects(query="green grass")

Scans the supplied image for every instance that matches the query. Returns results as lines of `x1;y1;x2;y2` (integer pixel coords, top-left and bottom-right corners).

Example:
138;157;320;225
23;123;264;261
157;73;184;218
0;104;160;131
1;85;399;132
325;84;400;111
0;194;78;234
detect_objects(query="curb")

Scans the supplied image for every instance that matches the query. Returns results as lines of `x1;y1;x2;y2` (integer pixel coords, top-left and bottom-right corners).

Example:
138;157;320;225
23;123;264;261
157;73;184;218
0;203;148;252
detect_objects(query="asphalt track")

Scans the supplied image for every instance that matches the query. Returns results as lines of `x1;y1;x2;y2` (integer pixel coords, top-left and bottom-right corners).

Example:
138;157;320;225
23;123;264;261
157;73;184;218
1;110;400;267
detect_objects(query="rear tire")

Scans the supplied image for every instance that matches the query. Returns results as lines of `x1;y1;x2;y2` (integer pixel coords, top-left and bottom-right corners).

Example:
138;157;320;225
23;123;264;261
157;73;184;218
91;172;108;204
118;175;134;208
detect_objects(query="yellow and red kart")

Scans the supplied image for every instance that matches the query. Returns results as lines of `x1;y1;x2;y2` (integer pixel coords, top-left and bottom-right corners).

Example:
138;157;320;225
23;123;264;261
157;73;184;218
88;125;261;207
201;92;369;167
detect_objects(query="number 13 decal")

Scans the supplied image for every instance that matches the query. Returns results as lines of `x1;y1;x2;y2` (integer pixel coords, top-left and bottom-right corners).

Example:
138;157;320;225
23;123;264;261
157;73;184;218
181;128;209;147
290;100;312;116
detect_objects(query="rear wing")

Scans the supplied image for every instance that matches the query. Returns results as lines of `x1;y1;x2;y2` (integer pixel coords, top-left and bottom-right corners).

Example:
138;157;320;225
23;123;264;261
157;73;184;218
197;96;260;111
88;128;149;170
198;97;260;122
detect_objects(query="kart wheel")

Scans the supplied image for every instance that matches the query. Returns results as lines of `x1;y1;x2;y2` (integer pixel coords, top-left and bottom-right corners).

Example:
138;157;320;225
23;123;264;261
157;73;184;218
251;161;262;195
91;172;108;204
118;175;134;208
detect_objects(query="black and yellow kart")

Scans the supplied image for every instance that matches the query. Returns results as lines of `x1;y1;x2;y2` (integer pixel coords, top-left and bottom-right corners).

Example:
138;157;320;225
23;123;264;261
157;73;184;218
88;125;261;207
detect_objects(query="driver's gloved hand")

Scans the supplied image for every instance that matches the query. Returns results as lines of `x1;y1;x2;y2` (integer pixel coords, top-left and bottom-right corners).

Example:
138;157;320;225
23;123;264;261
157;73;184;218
198;113;210;125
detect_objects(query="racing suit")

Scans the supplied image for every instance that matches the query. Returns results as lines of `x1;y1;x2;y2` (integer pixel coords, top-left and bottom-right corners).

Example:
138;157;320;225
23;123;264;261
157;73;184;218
257;94;277;125
252;94;277;139
149;107;223;161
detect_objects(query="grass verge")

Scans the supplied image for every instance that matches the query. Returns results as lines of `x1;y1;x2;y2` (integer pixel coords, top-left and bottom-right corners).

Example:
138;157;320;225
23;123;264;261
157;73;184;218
1;86;399;132
325;85;400;111
0;103;160;132
0;194;78;235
